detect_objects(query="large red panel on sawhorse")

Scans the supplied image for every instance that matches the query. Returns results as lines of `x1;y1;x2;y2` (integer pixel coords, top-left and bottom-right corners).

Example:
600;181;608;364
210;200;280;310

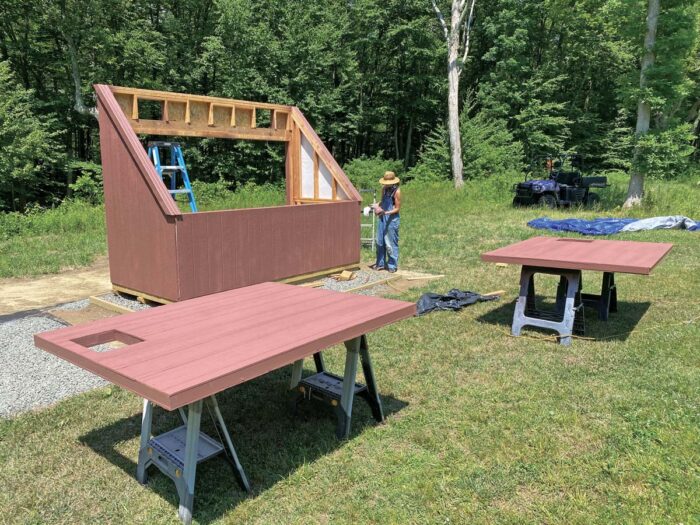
481;237;673;345
34;282;416;524
481;236;673;275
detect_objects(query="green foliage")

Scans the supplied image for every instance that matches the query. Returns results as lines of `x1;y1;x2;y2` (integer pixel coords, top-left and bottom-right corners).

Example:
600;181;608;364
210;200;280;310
0;0;697;211
408;127;451;182
602;109;635;172
411;109;523;181
189;180;285;211
343;155;404;191
633;123;697;180
68;161;103;204
0;61;63;210
190;178;233;204
513;75;572;160
0;199;105;277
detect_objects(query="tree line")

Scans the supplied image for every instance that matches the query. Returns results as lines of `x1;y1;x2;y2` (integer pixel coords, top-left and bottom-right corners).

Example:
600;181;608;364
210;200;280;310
0;0;697;211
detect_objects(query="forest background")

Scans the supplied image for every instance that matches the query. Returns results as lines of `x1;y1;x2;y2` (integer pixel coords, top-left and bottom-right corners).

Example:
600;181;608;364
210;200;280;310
0;0;698;212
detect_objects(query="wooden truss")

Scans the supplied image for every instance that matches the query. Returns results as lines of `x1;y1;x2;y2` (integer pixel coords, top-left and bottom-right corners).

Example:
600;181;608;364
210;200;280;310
108;86;360;204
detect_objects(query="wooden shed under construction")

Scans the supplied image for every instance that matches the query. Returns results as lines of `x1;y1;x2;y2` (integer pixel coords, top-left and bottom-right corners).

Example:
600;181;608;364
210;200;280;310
94;85;361;303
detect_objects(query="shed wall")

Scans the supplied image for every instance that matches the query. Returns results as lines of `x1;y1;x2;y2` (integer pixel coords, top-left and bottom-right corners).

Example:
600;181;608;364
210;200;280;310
97;98;181;301
175;202;360;300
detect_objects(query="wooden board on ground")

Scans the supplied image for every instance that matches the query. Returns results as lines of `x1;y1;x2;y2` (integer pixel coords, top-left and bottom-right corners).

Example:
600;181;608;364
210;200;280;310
112;285;173;305
48;303;120;326
90;295;136;314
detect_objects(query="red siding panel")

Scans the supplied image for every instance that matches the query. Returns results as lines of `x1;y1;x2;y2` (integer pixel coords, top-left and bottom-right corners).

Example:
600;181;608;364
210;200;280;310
176;202;360;300
481;237;673;274
96;96;181;301
34;283;416;410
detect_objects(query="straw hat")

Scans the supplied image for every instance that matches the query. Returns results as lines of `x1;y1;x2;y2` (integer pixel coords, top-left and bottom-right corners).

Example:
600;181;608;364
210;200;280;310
379;171;400;185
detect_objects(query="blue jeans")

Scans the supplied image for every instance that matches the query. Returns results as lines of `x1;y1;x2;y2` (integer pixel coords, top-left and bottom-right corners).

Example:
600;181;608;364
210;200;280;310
376;215;400;270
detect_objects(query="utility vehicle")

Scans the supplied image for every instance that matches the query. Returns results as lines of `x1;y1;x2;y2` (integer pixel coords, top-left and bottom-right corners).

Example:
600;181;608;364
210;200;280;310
512;154;608;208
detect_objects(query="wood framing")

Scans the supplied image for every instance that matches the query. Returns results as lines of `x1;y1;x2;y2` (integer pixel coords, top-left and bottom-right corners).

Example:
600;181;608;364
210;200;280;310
94;85;362;302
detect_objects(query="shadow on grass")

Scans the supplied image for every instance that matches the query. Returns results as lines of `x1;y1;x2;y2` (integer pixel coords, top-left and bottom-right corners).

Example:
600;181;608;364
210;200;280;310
477;298;651;342
79;365;407;524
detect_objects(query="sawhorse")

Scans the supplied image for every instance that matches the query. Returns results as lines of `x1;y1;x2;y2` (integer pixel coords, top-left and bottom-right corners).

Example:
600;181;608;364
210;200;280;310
137;395;250;525
136;335;384;524
289;335;385;439
512;266;618;345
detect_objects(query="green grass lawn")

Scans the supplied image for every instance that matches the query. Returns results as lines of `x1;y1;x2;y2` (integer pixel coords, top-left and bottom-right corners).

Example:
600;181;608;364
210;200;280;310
1;174;699;524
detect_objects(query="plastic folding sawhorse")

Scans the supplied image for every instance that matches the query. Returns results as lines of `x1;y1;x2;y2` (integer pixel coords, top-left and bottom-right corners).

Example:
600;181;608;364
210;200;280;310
289;334;384;439
135;335;384;524
512;266;618;346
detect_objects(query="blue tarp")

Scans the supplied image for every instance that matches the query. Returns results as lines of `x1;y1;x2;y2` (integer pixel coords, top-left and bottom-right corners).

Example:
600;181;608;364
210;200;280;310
528;216;700;236
528;217;637;235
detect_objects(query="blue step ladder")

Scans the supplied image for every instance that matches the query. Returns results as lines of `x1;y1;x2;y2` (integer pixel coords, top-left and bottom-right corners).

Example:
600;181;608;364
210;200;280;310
147;141;198;212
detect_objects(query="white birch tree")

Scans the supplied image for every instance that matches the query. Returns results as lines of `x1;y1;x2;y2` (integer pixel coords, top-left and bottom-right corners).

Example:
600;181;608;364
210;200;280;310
624;0;660;207
431;0;476;188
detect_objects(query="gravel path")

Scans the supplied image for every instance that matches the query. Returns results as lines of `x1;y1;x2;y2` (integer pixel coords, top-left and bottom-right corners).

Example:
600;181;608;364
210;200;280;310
52;298;90;311
0;314;107;418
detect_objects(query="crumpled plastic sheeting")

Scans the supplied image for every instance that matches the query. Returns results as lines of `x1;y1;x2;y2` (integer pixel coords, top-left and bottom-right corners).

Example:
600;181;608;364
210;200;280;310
528;216;699;235
621;215;699;232
416;289;499;316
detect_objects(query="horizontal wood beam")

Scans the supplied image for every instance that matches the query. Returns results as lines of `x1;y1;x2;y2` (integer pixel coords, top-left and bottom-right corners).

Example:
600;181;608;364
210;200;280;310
129;119;291;141
110;85;291;112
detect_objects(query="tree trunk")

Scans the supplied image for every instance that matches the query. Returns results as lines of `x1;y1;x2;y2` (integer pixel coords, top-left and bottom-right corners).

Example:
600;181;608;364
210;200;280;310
394;117;401;159
404;116;414;169
448;0;464;188
624;0;659;208
64;32;97;118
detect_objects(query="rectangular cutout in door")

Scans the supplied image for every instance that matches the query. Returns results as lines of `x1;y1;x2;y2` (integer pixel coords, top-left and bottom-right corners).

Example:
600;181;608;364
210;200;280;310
72;330;144;353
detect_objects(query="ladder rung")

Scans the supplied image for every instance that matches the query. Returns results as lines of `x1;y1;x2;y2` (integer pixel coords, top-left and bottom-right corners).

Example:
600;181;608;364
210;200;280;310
169;189;192;194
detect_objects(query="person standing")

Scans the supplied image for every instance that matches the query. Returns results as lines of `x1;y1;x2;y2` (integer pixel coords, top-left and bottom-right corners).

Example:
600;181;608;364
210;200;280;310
370;171;401;272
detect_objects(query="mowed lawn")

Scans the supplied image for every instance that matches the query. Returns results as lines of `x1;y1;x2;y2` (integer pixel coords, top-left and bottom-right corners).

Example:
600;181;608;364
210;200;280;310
1;175;699;524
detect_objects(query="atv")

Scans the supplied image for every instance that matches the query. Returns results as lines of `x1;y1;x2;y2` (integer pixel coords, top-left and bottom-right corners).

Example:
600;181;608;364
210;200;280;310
512;154;608;208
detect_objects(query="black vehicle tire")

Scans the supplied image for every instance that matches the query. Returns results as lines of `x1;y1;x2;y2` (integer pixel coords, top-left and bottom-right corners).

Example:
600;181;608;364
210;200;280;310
586;192;600;207
538;194;557;209
512;197;523;207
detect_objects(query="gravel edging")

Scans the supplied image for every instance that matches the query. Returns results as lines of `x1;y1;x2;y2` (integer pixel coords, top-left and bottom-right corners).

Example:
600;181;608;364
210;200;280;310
96;292;152;311
0;315;107;418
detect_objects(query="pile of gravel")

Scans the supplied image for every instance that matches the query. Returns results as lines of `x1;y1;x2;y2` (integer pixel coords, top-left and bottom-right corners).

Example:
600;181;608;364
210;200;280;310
320;269;390;293
0;315;107;417
51;298;91;311
97;292;152;311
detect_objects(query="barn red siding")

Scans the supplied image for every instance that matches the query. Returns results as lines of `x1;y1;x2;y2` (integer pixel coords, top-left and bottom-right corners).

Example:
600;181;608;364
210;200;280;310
176;202;360;300
95;85;361;302
96;97;181;301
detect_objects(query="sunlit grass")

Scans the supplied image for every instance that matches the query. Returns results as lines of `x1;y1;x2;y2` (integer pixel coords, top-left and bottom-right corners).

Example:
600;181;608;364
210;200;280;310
1;176;699;523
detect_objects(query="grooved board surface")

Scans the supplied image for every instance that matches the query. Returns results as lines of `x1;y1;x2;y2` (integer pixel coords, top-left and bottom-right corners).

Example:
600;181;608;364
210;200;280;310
175;201;360;300
481;236;673;274
34;283;416;410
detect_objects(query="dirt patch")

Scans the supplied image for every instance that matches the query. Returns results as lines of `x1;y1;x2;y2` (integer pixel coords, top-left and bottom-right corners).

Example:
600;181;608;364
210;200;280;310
0;257;111;315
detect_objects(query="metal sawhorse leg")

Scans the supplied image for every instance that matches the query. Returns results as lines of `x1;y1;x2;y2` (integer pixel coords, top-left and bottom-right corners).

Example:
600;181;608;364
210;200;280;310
512;266;585;346
581;271;618;321
289;334;385;440
137;395;250;525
